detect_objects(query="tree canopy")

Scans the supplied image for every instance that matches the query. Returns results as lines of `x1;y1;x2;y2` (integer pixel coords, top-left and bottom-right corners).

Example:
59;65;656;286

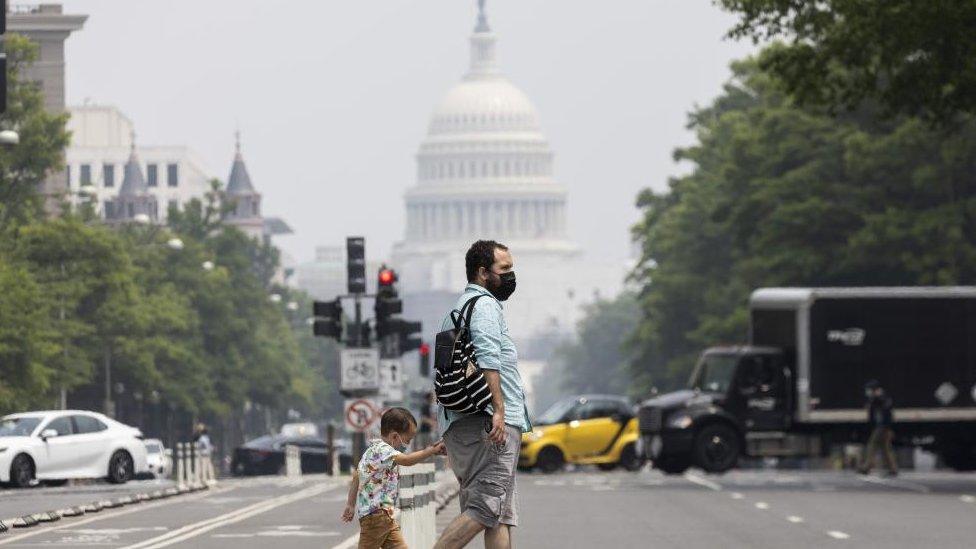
718;0;976;124
629;57;976;392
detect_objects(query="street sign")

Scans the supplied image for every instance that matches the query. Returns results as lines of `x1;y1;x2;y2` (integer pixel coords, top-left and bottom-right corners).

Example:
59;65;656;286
379;359;404;402
341;348;380;392
344;398;381;432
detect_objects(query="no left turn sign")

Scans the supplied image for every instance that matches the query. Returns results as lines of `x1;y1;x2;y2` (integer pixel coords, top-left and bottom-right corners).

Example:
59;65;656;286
345;398;381;432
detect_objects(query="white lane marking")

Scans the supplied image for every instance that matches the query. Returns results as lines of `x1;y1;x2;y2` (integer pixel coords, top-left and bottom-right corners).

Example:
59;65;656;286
787;515;804;523
730;492;745;500
333;532;360;549
960;494;976;504
683;472;722;491
0;485;237;546
858;475;930;493
121;482;337;549
754;501;769;510
827;530;851;540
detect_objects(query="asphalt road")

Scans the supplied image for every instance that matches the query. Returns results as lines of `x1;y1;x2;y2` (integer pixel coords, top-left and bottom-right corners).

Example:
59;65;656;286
2;469;975;547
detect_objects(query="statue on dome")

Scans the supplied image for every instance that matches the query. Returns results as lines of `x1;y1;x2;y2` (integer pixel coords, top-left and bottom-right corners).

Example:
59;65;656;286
476;0;490;32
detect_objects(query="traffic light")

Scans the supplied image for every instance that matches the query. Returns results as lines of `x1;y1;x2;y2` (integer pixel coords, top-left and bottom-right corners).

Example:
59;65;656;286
399;320;423;353
419;342;431;377
312;298;343;340
346;236;366;294
374;265;403;335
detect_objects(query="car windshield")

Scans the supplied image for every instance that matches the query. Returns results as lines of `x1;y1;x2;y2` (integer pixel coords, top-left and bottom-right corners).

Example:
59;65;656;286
691;355;739;394
0;417;42;437
535;398;578;426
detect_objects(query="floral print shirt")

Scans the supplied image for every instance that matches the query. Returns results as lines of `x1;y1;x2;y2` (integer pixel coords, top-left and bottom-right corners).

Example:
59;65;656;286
356;439;401;518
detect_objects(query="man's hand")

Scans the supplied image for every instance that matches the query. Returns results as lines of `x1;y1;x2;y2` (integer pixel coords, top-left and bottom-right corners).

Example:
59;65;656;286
340;504;355;523
489;410;506;445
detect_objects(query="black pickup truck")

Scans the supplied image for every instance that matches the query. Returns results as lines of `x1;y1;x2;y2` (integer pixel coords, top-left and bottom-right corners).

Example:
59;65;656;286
638;287;976;474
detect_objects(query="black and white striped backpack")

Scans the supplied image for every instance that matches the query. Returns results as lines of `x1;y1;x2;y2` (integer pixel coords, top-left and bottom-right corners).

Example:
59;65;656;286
433;295;493;415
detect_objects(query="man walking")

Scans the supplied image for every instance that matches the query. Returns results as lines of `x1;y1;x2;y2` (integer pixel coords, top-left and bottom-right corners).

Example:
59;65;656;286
859;380;898;477
434;240;531;549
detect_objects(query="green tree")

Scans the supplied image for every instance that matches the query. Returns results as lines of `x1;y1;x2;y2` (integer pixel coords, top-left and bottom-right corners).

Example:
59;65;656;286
0;34;72;230
630;57;976;392
717;0;976;123
551;294;640;398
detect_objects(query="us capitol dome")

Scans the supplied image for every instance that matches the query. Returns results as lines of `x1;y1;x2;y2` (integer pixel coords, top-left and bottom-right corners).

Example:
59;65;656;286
392;1;581;346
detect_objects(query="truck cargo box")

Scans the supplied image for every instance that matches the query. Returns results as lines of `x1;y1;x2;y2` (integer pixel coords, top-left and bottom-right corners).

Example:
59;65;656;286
750;288;976;423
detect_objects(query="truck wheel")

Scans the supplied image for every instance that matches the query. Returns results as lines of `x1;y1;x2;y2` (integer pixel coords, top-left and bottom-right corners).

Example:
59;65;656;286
536;447;564;474
619;444;646;472
692;424;740;473
654;455;690;475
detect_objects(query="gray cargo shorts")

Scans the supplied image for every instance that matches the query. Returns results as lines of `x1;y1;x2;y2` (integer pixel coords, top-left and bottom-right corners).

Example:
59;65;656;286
443;413;521;529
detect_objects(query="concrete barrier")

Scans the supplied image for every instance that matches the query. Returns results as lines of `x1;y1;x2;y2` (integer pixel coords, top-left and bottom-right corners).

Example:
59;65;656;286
399;463;437;548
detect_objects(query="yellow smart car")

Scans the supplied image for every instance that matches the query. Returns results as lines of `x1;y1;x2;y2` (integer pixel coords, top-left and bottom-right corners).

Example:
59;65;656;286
520;395;645;473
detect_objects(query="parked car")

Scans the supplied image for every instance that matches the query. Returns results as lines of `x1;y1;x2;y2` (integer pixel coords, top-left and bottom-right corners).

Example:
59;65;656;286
232;434;341;476
141;438;170;479
520;395;645;473
0;410;149;488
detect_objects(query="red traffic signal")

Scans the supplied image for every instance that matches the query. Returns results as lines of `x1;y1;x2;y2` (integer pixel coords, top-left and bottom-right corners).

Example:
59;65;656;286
378;268;397;286
419;342;430;357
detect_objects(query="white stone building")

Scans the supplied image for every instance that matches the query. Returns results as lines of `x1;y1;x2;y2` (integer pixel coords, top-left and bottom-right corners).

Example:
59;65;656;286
392;3;619;348
66;105;211;219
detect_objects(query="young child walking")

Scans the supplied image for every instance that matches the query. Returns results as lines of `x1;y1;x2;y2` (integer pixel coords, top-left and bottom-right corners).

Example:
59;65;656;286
341;407;445;548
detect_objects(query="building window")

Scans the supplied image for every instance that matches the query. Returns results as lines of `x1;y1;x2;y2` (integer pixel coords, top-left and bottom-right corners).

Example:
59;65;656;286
252;202;258;215
147;164;158;187
80;164;91;185
103;164;115;187
168;199;178;213
167;163;178;187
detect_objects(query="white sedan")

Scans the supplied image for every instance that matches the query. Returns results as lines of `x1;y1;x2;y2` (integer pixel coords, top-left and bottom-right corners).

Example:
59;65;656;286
0;410;149;488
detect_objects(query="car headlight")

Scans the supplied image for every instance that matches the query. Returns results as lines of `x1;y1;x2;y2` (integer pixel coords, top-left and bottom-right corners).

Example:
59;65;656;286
667;414;694;429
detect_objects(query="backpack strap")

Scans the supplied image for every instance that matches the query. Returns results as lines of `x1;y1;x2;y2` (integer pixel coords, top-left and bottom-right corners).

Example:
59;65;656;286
451;294;484;330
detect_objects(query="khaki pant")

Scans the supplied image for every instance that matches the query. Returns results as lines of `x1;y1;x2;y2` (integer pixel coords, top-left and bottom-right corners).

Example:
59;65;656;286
860;426;897;474
359;512;407;549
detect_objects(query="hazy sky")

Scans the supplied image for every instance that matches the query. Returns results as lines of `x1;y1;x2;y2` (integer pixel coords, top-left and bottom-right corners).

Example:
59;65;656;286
59;0;754;266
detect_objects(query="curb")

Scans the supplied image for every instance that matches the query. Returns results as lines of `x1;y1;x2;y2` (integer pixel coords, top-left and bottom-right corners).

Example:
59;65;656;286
0;482;214;536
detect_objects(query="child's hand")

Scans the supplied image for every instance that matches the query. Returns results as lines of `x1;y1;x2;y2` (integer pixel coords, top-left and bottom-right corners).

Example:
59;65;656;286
341;504;355;523
431;440;447;456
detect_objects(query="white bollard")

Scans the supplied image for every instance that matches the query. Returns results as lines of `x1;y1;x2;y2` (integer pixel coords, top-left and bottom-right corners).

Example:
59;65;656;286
175;443;185;488
284;444;301;478
399;464;437;548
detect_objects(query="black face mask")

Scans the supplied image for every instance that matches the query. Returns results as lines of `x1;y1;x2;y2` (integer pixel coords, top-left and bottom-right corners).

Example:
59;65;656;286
489;271;517;301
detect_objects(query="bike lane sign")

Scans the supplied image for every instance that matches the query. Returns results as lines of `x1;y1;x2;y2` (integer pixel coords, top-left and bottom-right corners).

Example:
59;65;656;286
341;348;380;392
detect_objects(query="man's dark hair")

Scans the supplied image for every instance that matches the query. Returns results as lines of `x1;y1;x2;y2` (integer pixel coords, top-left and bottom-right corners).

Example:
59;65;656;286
466;240;508;282
380;407;417;436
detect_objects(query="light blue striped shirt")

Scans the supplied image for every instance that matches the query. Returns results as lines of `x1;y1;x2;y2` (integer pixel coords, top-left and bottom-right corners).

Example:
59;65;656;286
439;284;531;433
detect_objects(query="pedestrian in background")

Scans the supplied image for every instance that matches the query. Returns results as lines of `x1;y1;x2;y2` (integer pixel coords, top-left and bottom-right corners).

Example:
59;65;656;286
858;380;898;477
434;240;531;549
193;423;212;455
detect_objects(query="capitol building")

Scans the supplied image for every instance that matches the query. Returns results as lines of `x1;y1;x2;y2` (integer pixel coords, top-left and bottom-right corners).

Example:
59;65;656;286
393;3;610;354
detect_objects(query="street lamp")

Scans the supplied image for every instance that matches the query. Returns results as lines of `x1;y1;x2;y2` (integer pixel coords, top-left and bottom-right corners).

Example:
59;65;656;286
166;237;184;251
202;260;215;271
133;213;151;225
270;293;282;303
0;130;19;146
287;301;299;311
